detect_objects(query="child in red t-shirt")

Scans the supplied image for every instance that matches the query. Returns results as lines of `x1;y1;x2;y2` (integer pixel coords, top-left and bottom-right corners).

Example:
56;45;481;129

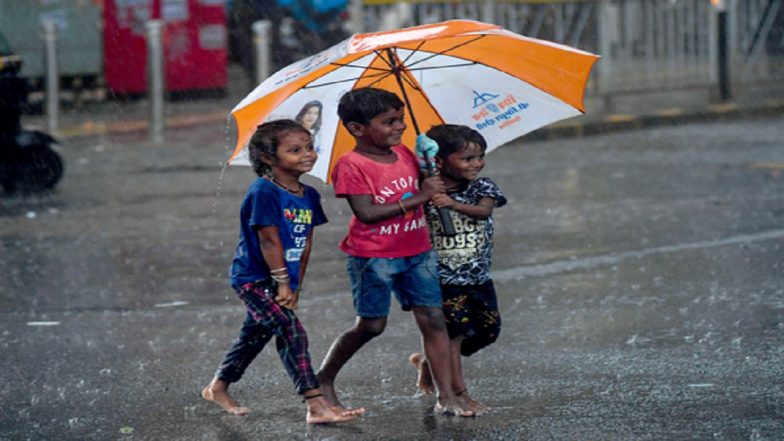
315;87;473;417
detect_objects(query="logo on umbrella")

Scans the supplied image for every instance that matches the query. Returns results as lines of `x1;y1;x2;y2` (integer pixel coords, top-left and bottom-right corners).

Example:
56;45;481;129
472;92;530;131
472;90;499;109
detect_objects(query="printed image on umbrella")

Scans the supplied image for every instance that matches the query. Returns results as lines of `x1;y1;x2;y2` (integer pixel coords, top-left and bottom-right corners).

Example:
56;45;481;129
228;19;599;182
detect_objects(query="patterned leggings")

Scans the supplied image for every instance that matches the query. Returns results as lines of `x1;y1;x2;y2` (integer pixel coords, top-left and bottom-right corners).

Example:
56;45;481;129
215;281;319;394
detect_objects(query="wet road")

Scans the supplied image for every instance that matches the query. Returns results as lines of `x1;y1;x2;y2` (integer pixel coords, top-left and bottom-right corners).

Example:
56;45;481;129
1;116;783;440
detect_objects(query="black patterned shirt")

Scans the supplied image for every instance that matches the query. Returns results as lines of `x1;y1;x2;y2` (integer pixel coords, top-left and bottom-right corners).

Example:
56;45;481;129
426;177;506;285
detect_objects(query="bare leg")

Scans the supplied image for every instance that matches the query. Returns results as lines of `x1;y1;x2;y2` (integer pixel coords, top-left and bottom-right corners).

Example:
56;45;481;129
449;337;490;415
408;352;435;395
411;307;473;417
303;389;363;424
201;377;251;415
316;316;386;409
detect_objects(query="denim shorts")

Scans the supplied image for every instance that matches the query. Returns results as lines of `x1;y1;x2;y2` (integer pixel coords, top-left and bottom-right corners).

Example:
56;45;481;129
346;250;443;318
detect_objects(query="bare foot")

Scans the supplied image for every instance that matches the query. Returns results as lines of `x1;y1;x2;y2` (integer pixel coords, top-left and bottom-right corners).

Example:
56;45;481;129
305;395;363;424
457;390;491;415
313;378;366;417
315;375;340;405
434;397;474;417
201;378;251;415
408;352;435;395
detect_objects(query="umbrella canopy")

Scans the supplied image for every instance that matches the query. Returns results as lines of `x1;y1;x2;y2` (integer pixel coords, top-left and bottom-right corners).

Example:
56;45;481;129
229;19;599;182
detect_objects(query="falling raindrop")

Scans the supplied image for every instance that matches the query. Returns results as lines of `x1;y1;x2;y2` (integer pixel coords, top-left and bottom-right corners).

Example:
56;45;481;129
212;161;229;216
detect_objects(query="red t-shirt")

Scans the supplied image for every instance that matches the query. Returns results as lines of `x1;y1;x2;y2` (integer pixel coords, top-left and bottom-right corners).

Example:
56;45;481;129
332;144;432;258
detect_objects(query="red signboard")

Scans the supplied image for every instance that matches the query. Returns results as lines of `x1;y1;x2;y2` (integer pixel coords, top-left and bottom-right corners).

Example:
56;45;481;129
103;0;227;94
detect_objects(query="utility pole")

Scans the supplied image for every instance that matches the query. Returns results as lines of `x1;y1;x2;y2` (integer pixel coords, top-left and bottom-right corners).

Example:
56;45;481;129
712;0;731;101
147;20;165;143
43;20;59;134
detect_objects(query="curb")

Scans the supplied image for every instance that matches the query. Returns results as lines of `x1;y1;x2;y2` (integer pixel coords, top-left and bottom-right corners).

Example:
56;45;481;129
54;111;230;139
51;100;784;141
525;100;784;142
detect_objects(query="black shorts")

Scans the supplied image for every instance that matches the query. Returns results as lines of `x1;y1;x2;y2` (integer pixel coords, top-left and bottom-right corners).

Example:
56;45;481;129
441;279;501;356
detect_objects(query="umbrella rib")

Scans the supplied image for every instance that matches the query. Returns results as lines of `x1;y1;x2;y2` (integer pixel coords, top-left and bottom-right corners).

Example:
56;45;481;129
373;49;397;71
398;69;422;92
304;51;399;89
303;35;485;91
303;70;391;89
328;62;390;72
377;47;427;90
403;35;486;70
400;41;427;66
366;72;395;89
379;48;425;92
357;48;421;92
405;62;478;72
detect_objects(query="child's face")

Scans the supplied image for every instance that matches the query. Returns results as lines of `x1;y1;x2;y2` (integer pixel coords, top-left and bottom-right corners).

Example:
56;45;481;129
268;130;317;176
360;106;406;148
439;142;485;182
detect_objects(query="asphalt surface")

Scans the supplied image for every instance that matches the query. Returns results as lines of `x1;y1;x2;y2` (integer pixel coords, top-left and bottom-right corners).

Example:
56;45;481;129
1;109;784;440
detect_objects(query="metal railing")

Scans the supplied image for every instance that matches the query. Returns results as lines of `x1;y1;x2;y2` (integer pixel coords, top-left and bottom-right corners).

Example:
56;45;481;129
352;0;784;99
596;0;713;92
733;0;784;82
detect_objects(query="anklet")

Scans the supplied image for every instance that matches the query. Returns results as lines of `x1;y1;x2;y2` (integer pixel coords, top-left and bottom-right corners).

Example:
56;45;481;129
303;393;323;402
456;389;467;397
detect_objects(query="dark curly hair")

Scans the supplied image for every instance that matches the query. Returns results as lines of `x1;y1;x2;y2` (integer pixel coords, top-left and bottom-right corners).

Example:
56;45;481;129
426;124;487;160
248;120;311;177
337;87;403;127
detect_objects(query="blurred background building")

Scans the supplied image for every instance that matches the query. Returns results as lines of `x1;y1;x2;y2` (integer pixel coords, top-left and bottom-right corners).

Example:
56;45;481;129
0;0;782;110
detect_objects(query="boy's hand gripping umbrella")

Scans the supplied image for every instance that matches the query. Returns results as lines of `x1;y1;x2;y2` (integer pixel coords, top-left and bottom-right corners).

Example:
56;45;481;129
415;132;456;236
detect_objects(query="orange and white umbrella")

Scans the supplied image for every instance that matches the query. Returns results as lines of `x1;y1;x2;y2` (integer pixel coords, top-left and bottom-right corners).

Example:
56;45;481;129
229;19;599;182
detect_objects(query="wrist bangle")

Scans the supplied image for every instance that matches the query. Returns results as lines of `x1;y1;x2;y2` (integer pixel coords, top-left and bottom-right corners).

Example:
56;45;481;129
397;199;408;215
271;273;290;283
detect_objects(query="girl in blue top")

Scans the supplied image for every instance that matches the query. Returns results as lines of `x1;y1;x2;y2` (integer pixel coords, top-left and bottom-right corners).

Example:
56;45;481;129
202;119;362;423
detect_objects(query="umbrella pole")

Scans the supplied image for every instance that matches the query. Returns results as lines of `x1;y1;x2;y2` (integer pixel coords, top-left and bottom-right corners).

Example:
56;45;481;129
386;49;456;237
395;85;421;133
386;49;421;135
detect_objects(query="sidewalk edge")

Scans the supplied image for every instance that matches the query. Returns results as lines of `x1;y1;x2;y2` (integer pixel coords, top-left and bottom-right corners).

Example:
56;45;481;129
53;101;784;141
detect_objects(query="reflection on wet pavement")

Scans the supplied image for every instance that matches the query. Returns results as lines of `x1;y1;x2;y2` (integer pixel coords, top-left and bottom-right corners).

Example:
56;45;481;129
1;117;783;439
